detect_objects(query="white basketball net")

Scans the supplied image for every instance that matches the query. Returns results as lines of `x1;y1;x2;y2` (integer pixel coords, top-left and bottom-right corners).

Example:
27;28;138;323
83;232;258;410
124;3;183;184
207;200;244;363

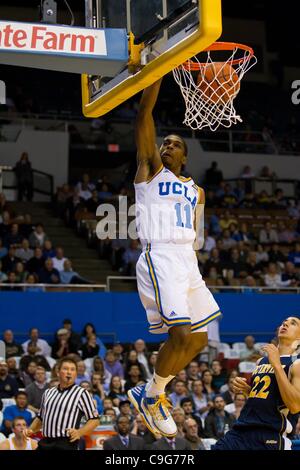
172;44;257;132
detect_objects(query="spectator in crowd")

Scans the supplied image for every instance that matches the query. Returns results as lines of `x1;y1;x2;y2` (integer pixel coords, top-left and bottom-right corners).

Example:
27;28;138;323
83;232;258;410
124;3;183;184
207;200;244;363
281;261;299;285
183;418;206;450
133;339;152;381
0;417;38;450
168;380;188;408
201;370;216;401
202;227;216;254
203;248;222;277
219;211;238;231
0;360;19;399
151;433;191;450
259;222;279;244
22;327;51;357
104;349;124;379
79;380;103;415
0;260;7;283
85;190;100;213
76;173;95;194
6;358;23;388
4;223;23;249
51;247;67;272
211;360;227;392
245;251;264;279
121;240;142;275
204;162;223;189
19;342;50;372
180;397;205;437
24;273;44;292
278;221;298;244
171;407;185;438
38;257;60;284
191;379;212;422
112;342;125;364
224;392;246;420
204;395;235;440
81;334;100;360
239;335;261;362
220;184;238;208
103;415;145;450
102;397;118;416
62;318;82;350
25;247;45;274
118;399;134;423
187;361;201;382
256;190;272;209
1;391;33;436
19;214;34;239
75;361;90;385
1;247;21;273
131;414;158;449
148;351;158;376
51;328;79;359
221;377;237;405
240;165;255;179
81;323;107;359
0;238;8;260
14;261;28;283
14;152;33;202
124;350;147;381
28;223;49;249
2;329;23;358
90;372;106;401
19;360;38;387
42;240;56;259
219;229;237;251
26;366;49;414
59;259;91;285
255;244;269;264
268;244;287;265
92;357;112;391
103;408;117;424
264;262;291;288
124;364;145;392
260;165;276;179
107;376;127;407
288;243;300;267
273;188;287;208
15;238;33;263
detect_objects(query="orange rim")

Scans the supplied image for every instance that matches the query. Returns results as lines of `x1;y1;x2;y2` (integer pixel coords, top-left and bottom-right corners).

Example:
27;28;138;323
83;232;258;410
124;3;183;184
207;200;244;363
181;41;255;70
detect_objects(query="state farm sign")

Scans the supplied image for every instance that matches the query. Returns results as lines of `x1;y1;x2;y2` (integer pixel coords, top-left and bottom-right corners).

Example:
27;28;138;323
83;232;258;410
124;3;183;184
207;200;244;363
0;21;107;56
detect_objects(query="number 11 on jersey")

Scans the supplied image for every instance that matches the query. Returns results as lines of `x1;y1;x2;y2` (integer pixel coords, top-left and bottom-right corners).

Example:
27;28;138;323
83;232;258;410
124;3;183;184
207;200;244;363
175;203;193;229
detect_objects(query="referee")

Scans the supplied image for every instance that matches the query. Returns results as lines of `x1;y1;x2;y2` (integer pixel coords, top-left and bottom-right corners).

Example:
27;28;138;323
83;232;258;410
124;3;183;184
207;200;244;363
24;357;100;450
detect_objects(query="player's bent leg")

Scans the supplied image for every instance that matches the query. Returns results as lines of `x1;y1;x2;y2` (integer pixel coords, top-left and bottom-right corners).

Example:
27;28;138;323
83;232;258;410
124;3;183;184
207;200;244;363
169;331;208;375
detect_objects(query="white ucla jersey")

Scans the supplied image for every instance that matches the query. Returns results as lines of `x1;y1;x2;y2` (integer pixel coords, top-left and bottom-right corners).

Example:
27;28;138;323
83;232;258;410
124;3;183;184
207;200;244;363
134;165;202;248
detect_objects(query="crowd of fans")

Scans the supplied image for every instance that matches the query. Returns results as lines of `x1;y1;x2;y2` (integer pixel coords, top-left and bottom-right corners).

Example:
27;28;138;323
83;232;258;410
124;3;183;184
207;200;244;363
53;165;300;288
0;190;90;288
2;323;298;449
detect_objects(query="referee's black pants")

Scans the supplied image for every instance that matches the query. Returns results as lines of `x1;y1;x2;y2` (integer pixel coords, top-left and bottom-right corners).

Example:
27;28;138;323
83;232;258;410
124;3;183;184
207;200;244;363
37;438;78;451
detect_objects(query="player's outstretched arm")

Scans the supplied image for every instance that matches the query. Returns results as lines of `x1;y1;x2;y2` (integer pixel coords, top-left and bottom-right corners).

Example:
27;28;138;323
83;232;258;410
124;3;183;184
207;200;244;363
134;79;163;184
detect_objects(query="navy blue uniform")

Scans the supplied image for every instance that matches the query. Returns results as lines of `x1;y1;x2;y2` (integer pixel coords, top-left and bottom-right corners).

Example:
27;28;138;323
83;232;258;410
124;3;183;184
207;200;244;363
213;354;300;450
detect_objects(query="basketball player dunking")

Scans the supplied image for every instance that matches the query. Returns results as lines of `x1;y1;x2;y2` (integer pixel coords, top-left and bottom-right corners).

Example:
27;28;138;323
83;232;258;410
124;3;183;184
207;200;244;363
213;316;300;450
127;79;221;437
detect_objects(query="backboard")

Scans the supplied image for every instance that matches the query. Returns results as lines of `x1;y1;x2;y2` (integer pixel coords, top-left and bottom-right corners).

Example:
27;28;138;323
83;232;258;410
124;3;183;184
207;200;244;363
82;0;222;117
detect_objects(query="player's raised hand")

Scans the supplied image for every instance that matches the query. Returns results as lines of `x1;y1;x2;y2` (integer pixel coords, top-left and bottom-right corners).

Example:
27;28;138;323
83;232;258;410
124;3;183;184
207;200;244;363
261;344;281;368
232;377;251;396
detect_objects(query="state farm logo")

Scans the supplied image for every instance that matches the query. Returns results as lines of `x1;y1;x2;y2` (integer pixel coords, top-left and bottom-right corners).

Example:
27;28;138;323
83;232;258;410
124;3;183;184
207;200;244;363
0;21;107;56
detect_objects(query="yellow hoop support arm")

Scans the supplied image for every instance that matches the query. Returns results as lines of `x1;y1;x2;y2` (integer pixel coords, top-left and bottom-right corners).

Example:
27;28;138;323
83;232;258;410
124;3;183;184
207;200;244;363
81;0;222;118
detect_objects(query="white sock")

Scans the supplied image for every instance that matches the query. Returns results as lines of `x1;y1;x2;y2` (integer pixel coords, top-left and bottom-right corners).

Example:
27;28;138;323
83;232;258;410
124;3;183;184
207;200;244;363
146;373;175;398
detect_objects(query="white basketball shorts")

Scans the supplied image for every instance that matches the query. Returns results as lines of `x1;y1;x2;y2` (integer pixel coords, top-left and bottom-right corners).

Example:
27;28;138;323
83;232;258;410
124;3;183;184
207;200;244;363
136;243;222;334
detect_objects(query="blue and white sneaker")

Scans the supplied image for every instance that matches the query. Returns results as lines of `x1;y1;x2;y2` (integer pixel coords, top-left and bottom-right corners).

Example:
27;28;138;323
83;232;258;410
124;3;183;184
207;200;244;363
127;384;158;435
143;394;177;438
128;384;177;438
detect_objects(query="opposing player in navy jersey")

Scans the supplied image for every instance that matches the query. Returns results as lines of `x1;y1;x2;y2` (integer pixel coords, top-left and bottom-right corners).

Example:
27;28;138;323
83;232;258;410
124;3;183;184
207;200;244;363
213;316;300;450
127;79;221;437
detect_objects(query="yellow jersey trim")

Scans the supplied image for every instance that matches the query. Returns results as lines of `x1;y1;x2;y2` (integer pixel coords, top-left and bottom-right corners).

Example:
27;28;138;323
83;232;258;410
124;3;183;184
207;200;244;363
147;164;164;184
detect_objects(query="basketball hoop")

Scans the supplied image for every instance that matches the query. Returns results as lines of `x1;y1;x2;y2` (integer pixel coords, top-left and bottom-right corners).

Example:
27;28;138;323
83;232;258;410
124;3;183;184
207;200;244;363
172;42;257;131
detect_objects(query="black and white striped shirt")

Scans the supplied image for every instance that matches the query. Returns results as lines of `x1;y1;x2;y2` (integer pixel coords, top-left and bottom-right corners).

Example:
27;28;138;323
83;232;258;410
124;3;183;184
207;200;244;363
37;384;99;438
